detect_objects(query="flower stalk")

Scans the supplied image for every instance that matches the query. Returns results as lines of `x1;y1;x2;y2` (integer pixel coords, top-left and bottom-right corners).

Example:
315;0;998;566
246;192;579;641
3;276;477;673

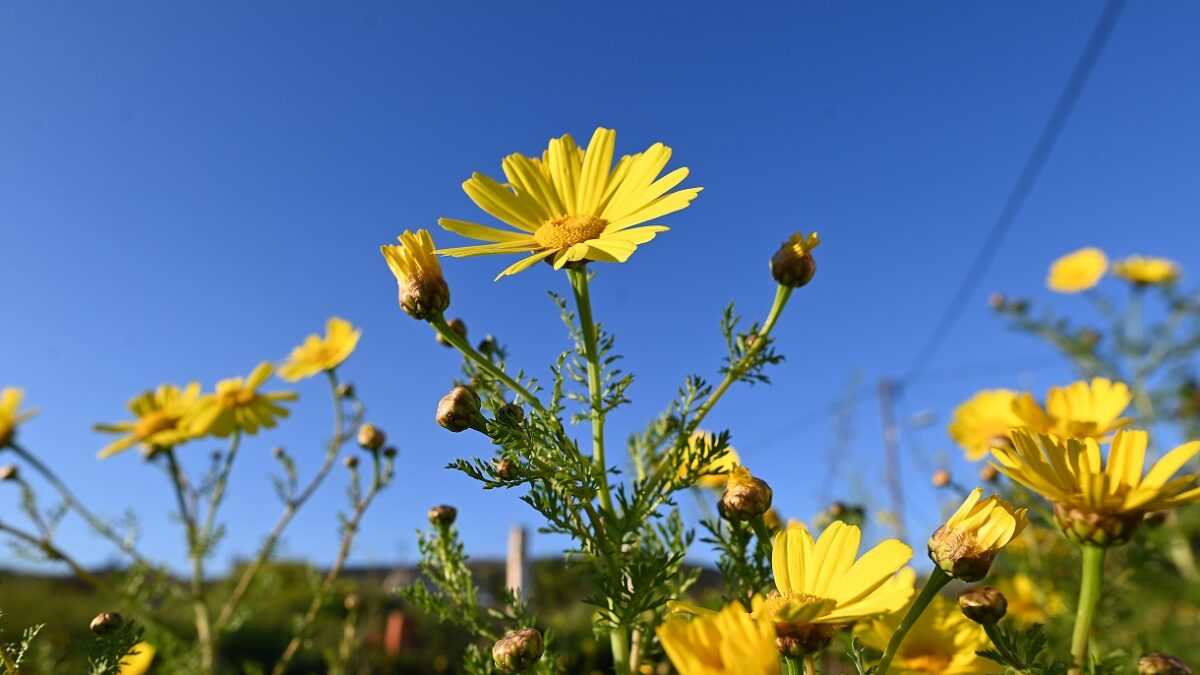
1069;544;1107;675
430;314;545;412
875;567;951;675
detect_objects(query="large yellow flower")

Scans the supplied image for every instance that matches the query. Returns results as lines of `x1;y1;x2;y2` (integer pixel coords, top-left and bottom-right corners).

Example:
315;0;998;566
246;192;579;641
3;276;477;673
381;229;450;320
858;594;996;675
994;429;1200;545
0;388;37;448
948;390;1023;461
657;600;779;675
680;431;741;489
189;363;298;438
1047;247;1107;293
929;488;1028;581
1012;378;1132;440
1112;255;1180;286
761;521;914;626
279;317;361;381
437;127;702;279
95;384;204;459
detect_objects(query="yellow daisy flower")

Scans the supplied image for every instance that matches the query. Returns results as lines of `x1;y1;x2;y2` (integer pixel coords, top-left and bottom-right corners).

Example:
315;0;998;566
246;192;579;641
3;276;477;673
657;600;779;675
929;488;1028;581
0;387;38;448
859;594;996;675
1012;378;1132;440
189;363;298;438
381;229;450;320
436;127;702;279
947;390;1023;461
679;431;740;489
994;429;1200;546
760;521;914;626
118;642;156;675
993;573;1065;627
1046;247;1107;293
279;316;361;381
1111;255;1180;286
95;383;204;459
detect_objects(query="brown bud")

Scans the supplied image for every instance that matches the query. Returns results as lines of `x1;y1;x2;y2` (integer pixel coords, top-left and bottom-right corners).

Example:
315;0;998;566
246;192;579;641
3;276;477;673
497;403;525;426
492;627;544;673
1140;654;1193;675
496;459;519;481
436;385;484;433
478;335;500;357
436;318;468;347
399;276;450;321
271;446;286;459
357;423;386;452
720;469;773;521
383;446;398;460
931;469;951;488
90;612;123;635
928;526;999;582
979;465;999;482
770;233;820;288
0;465;18;482
775;622;835;658
342;455;359;469
336;383;355;399
1053;503;1142;547
987;292;1007;310
428;504;457;527
959;586;1007;625
828;502;847;517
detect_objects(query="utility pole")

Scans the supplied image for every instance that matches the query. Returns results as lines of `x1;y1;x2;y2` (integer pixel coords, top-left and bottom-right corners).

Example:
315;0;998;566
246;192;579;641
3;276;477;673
506;525;529;599
877;379;907;540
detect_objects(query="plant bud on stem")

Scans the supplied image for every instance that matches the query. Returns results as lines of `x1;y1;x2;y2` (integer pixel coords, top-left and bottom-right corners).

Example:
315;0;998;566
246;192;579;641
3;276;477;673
427;504;457;527
958;586;1007;625
436;385;485;433
356;423;386;452
492;627;544;673
436;318;468;347
90;612;123;635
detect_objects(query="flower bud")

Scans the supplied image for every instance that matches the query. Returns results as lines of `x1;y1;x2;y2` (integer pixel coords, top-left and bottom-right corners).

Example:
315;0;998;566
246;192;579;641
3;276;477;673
90;612;123;635
272;446;286;459
496;459;519;481
400;275;450;321
769;232;820;288
987;292;1006;310
428;504;457;527
357;423;386;451
492;627;544;673
929;488;1027;581
383;446;398;460
979;465;999;482
775;622;835;658
478;335;500;358
436;318;468;347
931;468;951;488
336;383;355;399
1053;503;1142;547
1140;653;1193;675
381;230;450;320
958;586;1007;625
497;403;525;426
0;465;17;482
720;467;773;521
342;455;359;469
436;385;484;433
343;594;360;611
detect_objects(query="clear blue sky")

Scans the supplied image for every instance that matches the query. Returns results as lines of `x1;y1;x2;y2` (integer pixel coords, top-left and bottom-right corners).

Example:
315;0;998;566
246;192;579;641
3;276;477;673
2;2;1198;574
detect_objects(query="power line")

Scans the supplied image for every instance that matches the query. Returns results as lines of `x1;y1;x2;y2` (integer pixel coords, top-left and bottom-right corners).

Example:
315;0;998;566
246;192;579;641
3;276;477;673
899;0;1127;386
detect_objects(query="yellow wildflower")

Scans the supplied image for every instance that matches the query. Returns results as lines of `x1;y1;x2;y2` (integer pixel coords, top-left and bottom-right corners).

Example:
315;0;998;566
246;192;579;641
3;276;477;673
1112;255;1180;286
0;388;37;448
859;594;996;675
680;431;740;489
189;363;297;438
437;127;702;279
657;600;779;675
1012;378;1132;440
381;229;450;320
1047;247;1107;293
118;642;156;675
948;390;1023;461
995;429;1200;546
95;384;204;459
279;317;361;381
929;488;1028;581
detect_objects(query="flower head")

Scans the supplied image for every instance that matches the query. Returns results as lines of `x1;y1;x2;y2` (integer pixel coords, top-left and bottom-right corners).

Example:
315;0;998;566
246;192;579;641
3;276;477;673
381;230;450;319
948;390;1023;461
1047;247;1107;293
995;429;1200;545
760;521;914;629
1113;255;1180;286
437;127;702;279
657;600;780;675
0;388;37;448
929;487;1027;581
1013;378;1132;440
279;317;361;382
770;232;820;288
681;431;740;489
189;363;297;438
95;384;204;458
492;628;544;673
858;594;995;675
720;467;773;521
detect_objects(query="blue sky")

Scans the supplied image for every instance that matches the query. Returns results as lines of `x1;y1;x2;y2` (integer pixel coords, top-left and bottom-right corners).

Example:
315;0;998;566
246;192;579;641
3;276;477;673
2;2;1198;574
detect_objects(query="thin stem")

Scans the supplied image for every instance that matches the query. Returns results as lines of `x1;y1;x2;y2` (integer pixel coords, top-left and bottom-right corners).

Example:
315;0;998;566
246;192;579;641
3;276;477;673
165;448;214;671
876;568;950;675
1069;545;1106;675
783;655;804;675
200;431;242;544
9;443;149;565
429;314;545;412
212;371;354;635
567;268;614;517
691;285;793;429
0;520;109;591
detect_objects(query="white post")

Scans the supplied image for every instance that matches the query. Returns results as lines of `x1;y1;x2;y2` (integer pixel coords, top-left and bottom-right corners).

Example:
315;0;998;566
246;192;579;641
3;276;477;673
506;525;529;599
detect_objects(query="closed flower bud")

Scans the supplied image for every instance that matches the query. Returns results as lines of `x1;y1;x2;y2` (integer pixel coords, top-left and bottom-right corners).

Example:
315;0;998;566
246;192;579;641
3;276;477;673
478;335;500;358
775;622;835;658
929;488;1028;582
769;232;820;288
497;403;525;426
0;465;17;482
496;458;519;481
988;292;1006;310
492;627;544;673
1053;503;1143;547
979;464;999;482
336;383;355;399
958;586;1007;625
399;277;450;320
436;318;468;347
357;423;386;451
720;467;773;521
436;385;484;433
1140;653;1193;675
428;504;457;527
90;612;123;635
931;468;951;488
342;455;359;469
272;446;286;459
383;446;398;459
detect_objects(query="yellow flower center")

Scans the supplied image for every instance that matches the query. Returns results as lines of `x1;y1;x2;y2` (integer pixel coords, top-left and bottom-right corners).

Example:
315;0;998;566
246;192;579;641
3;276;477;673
216;386;257;408
534;215;607;250
761;591;835;624
135;411;178;439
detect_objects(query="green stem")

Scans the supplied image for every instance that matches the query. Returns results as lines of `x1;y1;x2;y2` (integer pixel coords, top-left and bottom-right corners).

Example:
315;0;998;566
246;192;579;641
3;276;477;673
691;285;793;429
983;623;1023;669
165;448;214;671
876;568;950;675
430;314;545;412
566;268;614;517
609;629;632;675
783;655;804;675
200;431;241;544
1069;545;1106;675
